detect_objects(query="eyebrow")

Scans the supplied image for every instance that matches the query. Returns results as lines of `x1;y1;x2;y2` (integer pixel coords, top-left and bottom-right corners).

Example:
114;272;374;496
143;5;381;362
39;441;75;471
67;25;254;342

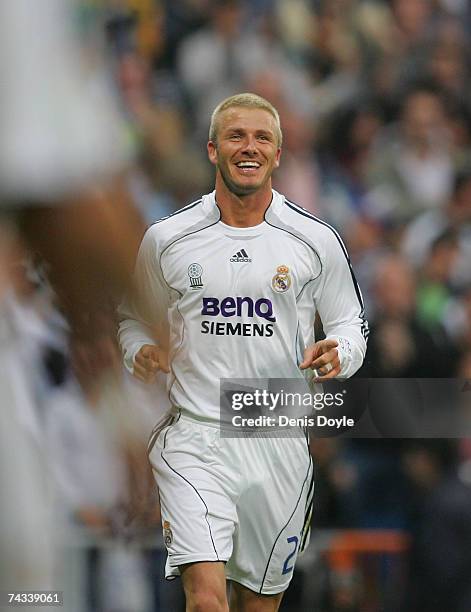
224;127;275;138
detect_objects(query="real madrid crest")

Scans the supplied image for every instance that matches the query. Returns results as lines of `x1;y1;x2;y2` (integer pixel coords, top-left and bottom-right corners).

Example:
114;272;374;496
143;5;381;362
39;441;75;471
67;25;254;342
272;265;291;293
163;520;173;547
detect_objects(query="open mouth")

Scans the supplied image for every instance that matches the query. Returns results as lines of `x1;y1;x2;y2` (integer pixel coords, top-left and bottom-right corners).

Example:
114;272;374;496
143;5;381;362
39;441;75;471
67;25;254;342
234;161;261;174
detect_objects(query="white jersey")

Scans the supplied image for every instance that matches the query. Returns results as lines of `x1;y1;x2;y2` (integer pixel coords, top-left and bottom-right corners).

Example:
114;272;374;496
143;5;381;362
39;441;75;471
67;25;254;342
119;189;368;422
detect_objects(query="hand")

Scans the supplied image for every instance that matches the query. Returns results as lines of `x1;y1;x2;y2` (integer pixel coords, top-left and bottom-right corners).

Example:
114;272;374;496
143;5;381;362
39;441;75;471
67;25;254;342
300;339;340;379
133;344;170;383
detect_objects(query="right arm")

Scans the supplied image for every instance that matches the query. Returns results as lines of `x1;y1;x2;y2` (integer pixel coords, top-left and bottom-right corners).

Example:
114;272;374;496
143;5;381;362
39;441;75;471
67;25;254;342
118;227;170;382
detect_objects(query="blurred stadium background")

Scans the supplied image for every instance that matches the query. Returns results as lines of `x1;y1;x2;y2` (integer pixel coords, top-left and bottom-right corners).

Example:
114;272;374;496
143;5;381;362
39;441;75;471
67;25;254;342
1;0;471;611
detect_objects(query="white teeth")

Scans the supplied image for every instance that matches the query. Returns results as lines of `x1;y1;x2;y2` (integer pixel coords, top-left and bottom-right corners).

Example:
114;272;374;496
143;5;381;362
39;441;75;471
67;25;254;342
236;162;260;168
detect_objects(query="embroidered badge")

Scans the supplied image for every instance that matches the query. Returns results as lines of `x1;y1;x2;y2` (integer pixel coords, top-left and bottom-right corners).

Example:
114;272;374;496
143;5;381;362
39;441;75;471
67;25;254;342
272;265;291;293
188;263;203;290
163;520;173;547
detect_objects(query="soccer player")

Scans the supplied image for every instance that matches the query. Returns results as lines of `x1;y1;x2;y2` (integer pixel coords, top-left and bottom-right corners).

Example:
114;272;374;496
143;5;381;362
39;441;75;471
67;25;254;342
119;93;368;611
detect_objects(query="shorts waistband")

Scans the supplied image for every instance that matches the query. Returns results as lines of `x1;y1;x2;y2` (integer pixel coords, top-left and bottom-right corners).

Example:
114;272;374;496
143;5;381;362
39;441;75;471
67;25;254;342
177;410;225;429
176;409;306;435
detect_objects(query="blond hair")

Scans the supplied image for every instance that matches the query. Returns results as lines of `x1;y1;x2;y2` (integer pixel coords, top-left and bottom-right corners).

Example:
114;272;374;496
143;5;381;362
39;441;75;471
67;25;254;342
209;93;283;146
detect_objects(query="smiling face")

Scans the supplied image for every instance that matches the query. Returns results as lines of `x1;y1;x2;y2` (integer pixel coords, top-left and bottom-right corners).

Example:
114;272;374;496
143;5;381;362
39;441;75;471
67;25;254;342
207;106;281;197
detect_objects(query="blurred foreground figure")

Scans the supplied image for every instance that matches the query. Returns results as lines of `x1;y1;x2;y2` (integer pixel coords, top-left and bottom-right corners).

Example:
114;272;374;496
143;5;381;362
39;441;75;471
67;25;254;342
0;0;143;606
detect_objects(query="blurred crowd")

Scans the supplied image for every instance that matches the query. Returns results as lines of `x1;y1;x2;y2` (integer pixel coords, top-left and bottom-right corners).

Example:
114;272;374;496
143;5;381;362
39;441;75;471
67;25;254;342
112;4;471;605
106;0;471;378
2;0;471;611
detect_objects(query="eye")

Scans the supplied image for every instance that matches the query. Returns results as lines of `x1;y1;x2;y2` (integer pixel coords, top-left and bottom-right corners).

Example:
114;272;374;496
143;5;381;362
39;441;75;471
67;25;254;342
229;134;242;141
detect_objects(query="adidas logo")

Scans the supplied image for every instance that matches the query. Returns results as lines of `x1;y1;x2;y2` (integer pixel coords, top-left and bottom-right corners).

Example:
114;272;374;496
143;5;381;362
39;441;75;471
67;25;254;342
230;248;252;263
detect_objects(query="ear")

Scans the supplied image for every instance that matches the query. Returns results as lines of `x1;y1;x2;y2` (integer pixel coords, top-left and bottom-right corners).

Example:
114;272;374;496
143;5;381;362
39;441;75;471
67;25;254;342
274;147;282;169
207;141;218;166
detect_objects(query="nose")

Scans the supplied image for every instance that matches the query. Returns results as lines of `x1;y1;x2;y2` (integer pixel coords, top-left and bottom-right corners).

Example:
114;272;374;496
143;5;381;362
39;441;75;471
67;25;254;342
241;135;258;155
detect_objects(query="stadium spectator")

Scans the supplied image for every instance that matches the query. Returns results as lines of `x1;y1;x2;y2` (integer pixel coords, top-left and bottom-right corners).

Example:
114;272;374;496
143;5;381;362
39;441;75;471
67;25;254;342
415;229;459;331
366;84;455;223
367;254;456;377
177;0;311;141
272;106;322;215
403;441;471;612
402;167;471;292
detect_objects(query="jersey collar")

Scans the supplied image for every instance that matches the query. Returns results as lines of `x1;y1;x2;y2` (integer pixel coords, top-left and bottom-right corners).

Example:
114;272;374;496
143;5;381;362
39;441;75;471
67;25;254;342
204;189;284;224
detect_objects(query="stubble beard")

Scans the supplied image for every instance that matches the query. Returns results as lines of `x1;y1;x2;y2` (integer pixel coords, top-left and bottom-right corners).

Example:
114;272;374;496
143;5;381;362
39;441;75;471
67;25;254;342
218;162;266;197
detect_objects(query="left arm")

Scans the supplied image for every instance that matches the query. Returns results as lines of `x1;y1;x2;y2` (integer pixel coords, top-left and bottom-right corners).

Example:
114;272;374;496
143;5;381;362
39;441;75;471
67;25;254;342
301;232;368;378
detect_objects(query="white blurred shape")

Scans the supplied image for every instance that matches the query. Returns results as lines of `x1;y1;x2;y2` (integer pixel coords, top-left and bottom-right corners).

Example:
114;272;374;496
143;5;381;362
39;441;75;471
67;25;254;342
0;0;129;200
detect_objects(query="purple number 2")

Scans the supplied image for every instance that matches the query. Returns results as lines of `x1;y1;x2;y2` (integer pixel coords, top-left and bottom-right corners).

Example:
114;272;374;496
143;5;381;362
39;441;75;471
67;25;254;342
282;536;299;575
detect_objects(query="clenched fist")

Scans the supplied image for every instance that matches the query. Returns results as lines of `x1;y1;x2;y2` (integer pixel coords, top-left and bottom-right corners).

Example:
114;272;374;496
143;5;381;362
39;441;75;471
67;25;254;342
133;344;170;383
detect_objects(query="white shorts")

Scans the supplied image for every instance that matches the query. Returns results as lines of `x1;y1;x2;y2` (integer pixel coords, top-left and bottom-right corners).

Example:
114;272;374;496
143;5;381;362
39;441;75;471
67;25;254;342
148;413;314;595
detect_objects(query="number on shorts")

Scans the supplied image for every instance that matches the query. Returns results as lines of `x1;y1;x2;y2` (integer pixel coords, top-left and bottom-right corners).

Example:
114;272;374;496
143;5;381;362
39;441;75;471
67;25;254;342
282;535;299;575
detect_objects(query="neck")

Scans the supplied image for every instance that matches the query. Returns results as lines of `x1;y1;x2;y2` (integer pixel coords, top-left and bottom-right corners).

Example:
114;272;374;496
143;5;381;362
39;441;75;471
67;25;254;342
215;174;273;227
